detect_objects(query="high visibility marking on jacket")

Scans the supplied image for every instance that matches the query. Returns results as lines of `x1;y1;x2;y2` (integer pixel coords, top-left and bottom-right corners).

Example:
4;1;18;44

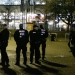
33;32;36;33
41;29;45;35
19;30;25;38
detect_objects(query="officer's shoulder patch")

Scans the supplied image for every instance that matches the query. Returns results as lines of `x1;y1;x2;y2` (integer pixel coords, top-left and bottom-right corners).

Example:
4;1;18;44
41;29;45;31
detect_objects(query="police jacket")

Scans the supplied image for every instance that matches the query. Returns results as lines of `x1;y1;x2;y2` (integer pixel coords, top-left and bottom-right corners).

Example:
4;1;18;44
0;28;9;46
29;29;40;44
14;29;29;44
69;31;74;40
0;33;1;46
39;28;48;40
71;32;75;45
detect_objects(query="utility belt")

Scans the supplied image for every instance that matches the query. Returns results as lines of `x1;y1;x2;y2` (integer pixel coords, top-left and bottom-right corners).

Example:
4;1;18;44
41;38;46;41
30;40;40;44
16;41;28;45
0;41;8;47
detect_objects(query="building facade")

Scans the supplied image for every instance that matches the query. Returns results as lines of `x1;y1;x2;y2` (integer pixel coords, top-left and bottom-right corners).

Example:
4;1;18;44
0;0;74;31
0;0;46;30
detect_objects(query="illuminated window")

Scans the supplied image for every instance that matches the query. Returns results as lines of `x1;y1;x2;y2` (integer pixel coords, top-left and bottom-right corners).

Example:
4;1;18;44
0;0;46;5
0;0;21;5
30;0;46;5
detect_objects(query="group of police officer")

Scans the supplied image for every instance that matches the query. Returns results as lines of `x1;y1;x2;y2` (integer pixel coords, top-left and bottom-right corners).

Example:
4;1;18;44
29;25;48;64
14;24;48;65
0;23;48;67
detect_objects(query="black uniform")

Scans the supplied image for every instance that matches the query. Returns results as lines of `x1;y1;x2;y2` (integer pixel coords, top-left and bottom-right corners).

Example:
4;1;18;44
14;28;29;65
0;33;2;64
29;28;40;64
68;30;74;51
39;27;48;60
70;32;75;57
0;28;9;67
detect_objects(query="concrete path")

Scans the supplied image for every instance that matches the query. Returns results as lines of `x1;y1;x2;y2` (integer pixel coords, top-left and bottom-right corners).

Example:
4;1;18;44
0;37;75;75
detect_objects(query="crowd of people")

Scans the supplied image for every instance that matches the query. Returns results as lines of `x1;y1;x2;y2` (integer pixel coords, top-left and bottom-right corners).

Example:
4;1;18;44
0;23;48;67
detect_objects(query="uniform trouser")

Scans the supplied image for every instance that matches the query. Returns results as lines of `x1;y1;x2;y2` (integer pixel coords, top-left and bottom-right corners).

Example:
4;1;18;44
72;45;75;57
16;44;27;64
40;40;46;58
68;40;71;49
30;43;40;63
0;46;2;63
1;45;9;65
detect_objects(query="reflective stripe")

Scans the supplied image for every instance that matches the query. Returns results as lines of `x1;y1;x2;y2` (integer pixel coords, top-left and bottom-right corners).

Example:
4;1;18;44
41;32;45;34
41;29;45;31
19;30;25;32
19;30;25;38
33;32;36;33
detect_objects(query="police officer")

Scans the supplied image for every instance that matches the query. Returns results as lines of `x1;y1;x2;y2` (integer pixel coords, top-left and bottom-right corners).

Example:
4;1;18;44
0;33;2;65
0;24;9;67
14;24;29;66
39;25;48;60
70;31;75;57
68;29;74;51
29;25;40;64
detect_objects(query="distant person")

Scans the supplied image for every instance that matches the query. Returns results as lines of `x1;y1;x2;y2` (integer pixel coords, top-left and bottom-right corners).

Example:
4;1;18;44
29;25;41;64
39;25;48;60
14;24;29;66
0;24;10;67
68;29;74;51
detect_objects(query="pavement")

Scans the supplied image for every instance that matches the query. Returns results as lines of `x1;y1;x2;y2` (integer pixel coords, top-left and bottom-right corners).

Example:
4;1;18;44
0;37;75;75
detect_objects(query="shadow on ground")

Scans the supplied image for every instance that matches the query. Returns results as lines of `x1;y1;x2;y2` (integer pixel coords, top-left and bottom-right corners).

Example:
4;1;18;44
0;67;16;75
42;60;67;67
18;64;60;75
0;60;69;75
19;65;43;75
33;64;59;74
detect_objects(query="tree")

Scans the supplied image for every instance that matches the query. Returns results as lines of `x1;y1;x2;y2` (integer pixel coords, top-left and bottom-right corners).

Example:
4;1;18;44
43;0;75;31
